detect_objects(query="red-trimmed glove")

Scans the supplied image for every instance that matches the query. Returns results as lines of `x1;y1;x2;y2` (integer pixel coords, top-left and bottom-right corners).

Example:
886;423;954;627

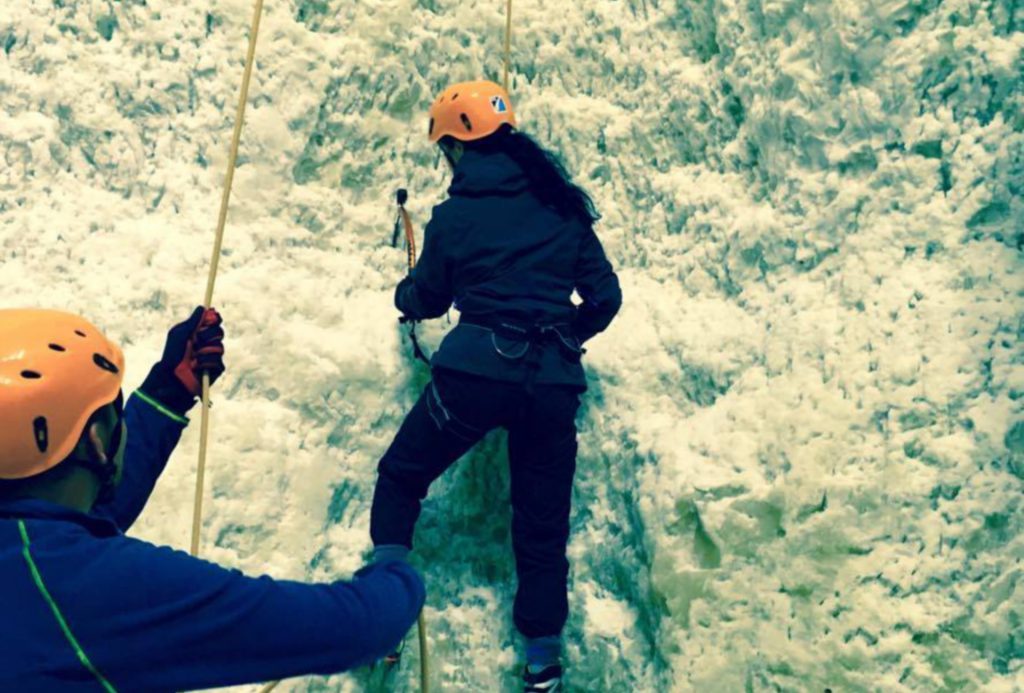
170;307;225;395
140;307;226;415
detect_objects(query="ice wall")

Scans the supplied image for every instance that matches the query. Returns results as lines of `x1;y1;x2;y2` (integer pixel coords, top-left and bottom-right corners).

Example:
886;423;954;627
1;0;1022;691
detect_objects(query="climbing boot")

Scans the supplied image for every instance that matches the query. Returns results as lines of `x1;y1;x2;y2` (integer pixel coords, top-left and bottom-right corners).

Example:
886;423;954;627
523;663;562;692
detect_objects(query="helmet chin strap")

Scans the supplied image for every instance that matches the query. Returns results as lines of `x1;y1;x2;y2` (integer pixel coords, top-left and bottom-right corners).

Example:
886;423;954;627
72;453;118;504
438;139;461;170
70;394;125;504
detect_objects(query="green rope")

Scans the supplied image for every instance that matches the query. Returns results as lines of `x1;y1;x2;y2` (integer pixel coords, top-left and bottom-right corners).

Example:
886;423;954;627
18;520;118;693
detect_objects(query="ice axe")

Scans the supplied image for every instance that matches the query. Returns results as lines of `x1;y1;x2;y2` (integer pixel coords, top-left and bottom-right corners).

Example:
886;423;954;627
392;188;417;273
391;189;431;365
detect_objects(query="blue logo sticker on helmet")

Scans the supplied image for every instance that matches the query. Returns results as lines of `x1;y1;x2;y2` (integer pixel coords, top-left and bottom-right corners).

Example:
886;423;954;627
491;96;508;114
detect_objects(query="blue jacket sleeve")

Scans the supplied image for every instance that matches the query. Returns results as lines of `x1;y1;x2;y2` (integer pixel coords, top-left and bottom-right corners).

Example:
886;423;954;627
91;391;187;532
82;542;426;691
395;204;455;320
574;225;622;343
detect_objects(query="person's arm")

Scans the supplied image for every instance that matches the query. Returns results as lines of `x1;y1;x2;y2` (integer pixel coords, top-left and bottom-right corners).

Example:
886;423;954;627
395;204;456;320
92;307;225;532
86;544;426;692
574;225;622;343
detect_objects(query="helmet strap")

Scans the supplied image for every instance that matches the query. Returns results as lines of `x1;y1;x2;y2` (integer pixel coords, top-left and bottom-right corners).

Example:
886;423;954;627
70;454;118;504
69;391;125;504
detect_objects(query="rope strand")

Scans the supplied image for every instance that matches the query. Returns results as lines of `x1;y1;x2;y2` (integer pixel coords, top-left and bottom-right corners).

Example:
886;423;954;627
503;0;513;92
191;0;266;559
397;197;431;693
418;610;430;692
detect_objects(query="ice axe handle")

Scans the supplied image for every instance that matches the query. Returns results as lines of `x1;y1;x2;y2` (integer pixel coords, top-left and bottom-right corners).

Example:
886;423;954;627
391;215;402;248
392;189;410;248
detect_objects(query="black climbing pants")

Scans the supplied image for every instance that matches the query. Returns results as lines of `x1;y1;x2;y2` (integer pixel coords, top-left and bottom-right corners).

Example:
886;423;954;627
370;368;581;639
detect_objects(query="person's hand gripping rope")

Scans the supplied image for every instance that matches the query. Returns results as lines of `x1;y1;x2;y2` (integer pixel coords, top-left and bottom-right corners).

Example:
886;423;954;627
141;307;226;414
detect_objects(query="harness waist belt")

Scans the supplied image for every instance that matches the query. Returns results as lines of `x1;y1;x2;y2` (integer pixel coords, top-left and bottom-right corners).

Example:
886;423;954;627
459;314;573;342
458;314;585;361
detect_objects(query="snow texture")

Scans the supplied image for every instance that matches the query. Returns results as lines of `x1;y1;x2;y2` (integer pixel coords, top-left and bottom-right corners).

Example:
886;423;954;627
1;0;1023;691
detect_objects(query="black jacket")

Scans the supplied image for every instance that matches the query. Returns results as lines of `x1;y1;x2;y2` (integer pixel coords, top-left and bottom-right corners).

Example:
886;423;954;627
396;149;622;388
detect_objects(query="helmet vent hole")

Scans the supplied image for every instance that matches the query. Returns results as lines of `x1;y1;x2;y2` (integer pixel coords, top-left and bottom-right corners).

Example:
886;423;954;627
460;113;473;131
93;353;120;374
49;344;66;352
75;330;87;338
428;118;435;136
21;370;42;379
452;93;459;100
33;417;48;453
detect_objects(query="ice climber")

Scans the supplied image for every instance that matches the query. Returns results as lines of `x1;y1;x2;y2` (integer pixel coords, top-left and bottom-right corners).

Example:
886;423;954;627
0;307;425;691
370;81;623;691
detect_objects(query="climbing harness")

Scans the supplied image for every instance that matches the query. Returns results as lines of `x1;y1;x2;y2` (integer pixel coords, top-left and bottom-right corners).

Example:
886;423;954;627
460;316;584;363
459;315;584;395
393;189;432;365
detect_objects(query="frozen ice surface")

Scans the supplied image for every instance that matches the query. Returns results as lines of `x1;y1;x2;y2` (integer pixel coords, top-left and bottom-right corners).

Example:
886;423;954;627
1;0;1022;691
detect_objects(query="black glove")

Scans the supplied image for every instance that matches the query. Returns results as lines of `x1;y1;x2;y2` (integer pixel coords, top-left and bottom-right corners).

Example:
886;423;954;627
140;307;226;415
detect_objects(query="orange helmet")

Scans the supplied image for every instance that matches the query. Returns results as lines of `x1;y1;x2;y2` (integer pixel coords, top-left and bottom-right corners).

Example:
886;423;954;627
0;310;125;480
428;80;517;143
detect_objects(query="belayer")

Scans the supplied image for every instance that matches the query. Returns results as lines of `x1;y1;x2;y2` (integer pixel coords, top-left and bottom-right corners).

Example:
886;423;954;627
372;81;622;691
0;308;425;691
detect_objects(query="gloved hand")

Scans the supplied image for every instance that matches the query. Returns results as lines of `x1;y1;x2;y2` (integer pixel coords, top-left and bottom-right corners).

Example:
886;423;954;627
140;307;226;415
168;307;225;395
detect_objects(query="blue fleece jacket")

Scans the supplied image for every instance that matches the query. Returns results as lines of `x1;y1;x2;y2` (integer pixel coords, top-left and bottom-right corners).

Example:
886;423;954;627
0;392;425;692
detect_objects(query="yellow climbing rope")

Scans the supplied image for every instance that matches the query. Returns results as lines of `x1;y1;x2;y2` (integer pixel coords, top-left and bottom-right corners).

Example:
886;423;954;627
190;0;520;689
503;0;513;92
191;0;266;559
397;193;432;693
418;610;430;693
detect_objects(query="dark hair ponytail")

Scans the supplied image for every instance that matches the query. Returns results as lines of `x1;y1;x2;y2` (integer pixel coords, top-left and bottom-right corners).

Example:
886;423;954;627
445;125;601;226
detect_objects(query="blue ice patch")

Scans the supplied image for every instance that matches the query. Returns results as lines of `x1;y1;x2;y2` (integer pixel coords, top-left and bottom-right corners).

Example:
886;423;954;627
491;96;508;113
